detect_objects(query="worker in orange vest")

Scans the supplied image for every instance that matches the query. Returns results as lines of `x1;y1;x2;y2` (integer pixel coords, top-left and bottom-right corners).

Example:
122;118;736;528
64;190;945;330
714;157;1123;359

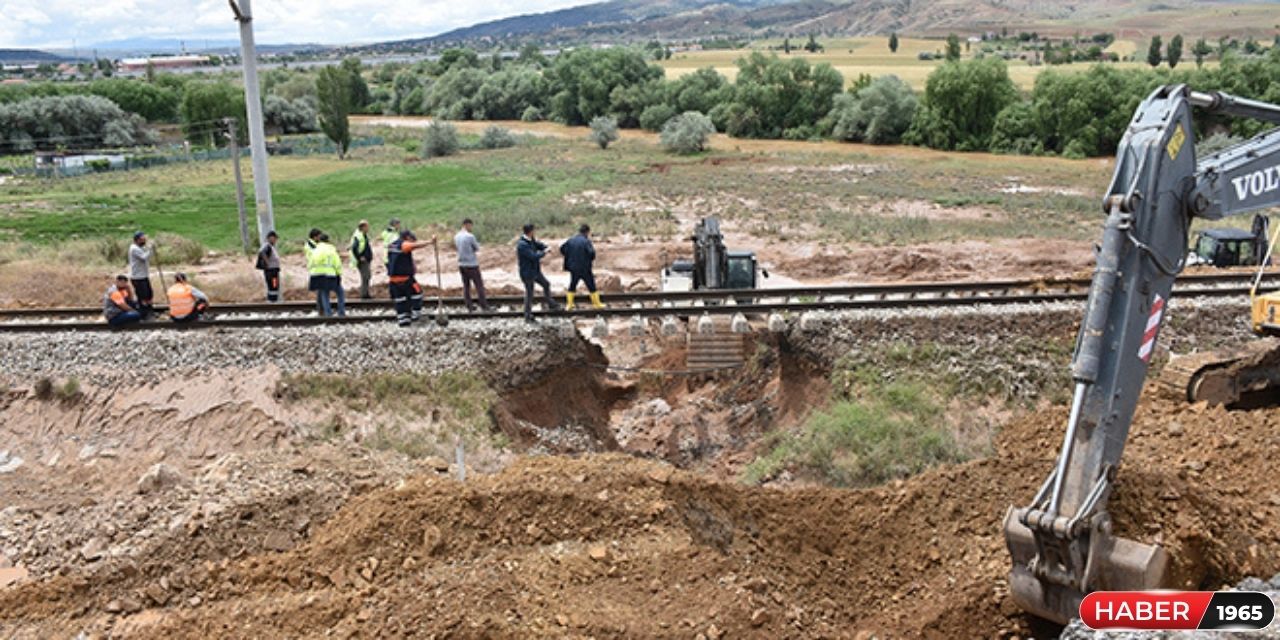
167;272;210;323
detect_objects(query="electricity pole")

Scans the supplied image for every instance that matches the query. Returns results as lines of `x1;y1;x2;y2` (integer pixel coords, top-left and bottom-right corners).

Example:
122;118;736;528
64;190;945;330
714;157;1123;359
225;118;251;254
229;0;275;246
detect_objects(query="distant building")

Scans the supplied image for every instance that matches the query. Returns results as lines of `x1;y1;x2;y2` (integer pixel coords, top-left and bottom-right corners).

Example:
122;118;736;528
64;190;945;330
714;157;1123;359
34;151;127;175
117;55;212;73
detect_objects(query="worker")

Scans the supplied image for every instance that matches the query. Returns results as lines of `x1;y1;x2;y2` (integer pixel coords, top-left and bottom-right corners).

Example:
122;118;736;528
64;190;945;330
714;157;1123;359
255;230;282;303
128;231;155;317
381;218;401;247
304;228;321;260
350;220;374;299
387;229;429;327
455;218;490;312
103;275;142;327
166;272;210;323
560;223;604;310
517;223;560;323
308;232;346;317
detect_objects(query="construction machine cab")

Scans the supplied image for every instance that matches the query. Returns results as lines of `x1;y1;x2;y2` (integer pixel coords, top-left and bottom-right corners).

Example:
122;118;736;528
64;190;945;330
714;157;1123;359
662;217;766;293
1189;215;1270;267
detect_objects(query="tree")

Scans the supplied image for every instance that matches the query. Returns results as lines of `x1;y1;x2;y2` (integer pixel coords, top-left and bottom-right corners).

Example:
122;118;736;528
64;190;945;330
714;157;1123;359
180;81;245;146
1147;36;1163;67
263;95;318;133
829;75;917;144
709;52;843;139
904;57;1017;151
340;57;371;112
660;111;715;154
639;103;678;131
889;33;899;53
316;65;352;158
945;34;962;61
1192;37;1212;68
804;34;823;53
588;116;619;149
517;43;548;68
422;121;459;158
1167;34;1183;68
546;47;663;125
0;95;153;153
783;38;792;54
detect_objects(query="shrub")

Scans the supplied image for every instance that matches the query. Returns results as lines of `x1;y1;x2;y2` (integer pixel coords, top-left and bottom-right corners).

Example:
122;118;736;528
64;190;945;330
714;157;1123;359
829;75;917;144
588;115;619;149
478;125;517;149
153;233;207;266
659;111;715;154
422;120;460;158
639;103;678;131
904;57;1016;151
521;105;543;122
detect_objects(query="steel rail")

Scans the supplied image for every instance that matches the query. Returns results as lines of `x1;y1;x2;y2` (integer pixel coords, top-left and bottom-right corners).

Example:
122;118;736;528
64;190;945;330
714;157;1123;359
0;284;1265;334
1;271;1275;319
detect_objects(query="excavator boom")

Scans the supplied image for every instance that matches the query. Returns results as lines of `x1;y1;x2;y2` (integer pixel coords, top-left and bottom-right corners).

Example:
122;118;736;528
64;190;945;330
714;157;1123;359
1006;86;1280;623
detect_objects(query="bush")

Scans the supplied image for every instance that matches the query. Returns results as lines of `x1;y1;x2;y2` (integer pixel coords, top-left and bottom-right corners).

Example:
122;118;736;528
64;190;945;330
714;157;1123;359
588;115;619;149
422;120;460;158
904;58;1017;151
829;75;917;144
639;103;678;131
478;125;517;149
660;111;715;154
153;233;207;266
521;105;543;122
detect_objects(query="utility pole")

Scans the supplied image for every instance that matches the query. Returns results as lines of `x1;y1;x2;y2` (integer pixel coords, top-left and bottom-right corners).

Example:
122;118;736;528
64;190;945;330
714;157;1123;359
225;118;251;254
229;0;275;245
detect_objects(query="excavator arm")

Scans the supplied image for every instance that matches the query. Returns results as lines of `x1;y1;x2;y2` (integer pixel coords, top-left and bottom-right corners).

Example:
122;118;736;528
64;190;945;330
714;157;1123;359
1005;85;1280;624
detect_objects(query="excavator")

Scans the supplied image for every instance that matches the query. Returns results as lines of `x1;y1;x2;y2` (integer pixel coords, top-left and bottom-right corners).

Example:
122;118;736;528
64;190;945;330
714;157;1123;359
1004;85;1280;624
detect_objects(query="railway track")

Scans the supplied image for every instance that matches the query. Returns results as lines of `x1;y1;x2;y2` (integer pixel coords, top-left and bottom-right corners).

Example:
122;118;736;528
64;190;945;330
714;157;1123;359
0;271;1273;333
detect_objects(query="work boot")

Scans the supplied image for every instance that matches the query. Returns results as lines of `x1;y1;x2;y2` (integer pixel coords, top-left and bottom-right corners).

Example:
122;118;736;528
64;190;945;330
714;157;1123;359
590;292;604;309
565;292;576;311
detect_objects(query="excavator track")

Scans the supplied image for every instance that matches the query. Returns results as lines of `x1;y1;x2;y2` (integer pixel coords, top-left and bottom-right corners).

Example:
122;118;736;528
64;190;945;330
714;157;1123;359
1158;338;1280;405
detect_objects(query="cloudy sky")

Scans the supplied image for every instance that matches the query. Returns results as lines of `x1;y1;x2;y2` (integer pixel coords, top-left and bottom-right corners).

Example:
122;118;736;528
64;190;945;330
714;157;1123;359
1;0;593;49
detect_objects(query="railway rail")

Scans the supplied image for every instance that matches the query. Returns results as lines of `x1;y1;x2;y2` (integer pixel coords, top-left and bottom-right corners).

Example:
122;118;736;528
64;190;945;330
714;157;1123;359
0;271;1273;333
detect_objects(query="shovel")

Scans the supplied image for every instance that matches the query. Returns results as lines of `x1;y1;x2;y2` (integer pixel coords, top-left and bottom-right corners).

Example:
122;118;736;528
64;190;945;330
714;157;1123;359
432;236;448;327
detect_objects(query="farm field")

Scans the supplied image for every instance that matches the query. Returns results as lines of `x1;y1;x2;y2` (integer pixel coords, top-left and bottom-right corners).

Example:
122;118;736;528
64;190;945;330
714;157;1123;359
660;36;1217;90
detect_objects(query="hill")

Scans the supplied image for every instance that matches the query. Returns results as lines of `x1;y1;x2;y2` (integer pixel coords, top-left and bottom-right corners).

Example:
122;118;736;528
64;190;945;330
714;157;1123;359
0;49;67;65
379;0;1280;49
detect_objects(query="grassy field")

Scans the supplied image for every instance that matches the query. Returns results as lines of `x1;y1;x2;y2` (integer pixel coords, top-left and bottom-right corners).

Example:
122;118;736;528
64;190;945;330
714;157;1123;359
0;119;1120;258
660;36;1214;90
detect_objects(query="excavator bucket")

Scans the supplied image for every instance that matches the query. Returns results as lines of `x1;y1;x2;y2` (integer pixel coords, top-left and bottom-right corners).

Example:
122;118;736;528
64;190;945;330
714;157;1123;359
1158;338;1280;405
1003;509;1167;624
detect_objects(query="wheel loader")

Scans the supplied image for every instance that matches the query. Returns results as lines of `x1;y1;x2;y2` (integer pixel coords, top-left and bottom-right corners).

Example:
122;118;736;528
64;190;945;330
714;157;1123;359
1005;86;1280;624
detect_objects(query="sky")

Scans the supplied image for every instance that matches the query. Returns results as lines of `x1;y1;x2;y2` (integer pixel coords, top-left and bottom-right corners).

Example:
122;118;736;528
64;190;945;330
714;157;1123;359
0;0;593;49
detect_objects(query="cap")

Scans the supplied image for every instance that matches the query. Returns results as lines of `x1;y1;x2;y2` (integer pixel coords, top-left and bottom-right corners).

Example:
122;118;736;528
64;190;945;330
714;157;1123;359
401;229;416;240
174;272;187;282
133;231;146;240
389;218;401;226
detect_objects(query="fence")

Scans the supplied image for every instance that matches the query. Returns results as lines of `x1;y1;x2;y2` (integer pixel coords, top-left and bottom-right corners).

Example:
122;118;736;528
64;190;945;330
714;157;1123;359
7;135;385;179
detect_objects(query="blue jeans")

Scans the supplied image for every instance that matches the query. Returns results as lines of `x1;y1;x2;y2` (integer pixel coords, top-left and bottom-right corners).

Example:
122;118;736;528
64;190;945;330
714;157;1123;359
108;310;142;327
315;279;346;317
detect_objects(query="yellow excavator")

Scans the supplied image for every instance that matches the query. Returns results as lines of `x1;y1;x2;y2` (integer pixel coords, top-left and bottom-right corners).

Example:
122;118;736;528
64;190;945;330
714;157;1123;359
1004;86;1280;624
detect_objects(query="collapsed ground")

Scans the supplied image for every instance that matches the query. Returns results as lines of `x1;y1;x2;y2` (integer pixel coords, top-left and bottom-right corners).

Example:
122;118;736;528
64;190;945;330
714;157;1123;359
0;296;1275;637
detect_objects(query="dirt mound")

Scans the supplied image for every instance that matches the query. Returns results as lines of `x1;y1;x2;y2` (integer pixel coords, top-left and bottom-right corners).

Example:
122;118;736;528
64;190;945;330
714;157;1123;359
5;389;1277;637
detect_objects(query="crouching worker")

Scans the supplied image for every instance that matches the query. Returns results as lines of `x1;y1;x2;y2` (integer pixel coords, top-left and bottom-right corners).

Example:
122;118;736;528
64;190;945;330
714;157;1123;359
103;275;142;328
387;230;428;327
167;273;210;323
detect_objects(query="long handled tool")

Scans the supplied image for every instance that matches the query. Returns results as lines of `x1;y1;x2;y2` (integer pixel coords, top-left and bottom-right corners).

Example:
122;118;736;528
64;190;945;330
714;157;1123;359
432;236;448;327
151;239;169;316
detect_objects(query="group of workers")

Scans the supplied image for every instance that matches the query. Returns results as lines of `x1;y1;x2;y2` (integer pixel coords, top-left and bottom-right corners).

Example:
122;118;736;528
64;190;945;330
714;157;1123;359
103;218;604;327
103;231;209;326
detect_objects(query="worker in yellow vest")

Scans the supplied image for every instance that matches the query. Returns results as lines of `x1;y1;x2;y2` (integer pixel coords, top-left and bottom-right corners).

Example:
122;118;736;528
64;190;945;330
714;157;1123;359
350;220;374;299
167;273;210;323
307;233;345;317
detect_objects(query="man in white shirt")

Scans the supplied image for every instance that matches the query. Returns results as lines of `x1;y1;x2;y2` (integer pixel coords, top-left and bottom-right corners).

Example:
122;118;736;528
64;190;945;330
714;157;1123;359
454;218;490;312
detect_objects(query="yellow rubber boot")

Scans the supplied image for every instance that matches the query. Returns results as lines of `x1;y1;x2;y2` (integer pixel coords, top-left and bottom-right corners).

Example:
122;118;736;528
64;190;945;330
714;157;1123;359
565;292;575;311
590;292;604;309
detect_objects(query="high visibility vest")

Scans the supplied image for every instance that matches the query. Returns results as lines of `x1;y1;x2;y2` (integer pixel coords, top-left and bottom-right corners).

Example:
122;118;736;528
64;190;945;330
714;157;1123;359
168;283;195;317
381;229;399;246
350;230;369;268
308;242;341;277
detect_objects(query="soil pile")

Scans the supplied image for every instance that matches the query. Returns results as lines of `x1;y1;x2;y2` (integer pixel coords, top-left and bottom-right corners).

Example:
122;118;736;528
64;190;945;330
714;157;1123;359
4;390;1277;638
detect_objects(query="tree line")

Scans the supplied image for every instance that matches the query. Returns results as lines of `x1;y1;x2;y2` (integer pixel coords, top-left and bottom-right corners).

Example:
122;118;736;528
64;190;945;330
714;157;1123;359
3;41;1279;159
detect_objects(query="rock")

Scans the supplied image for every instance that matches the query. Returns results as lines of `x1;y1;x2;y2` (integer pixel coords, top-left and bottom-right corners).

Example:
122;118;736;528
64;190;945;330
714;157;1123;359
646;399;672;416
137;463;184;494
120;597;143;614
104;599;124;614
187;596;202;607
144;582;169;606
1185;460;1207;472
588;544;610;562
647;466;673;485
706;624;723;639
0;451;23;475
422;457;450;473
263;531;293;552
0;566;28;588
750;607;770;627
598;275;624;294
421;525;444;555
80;537;106;561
